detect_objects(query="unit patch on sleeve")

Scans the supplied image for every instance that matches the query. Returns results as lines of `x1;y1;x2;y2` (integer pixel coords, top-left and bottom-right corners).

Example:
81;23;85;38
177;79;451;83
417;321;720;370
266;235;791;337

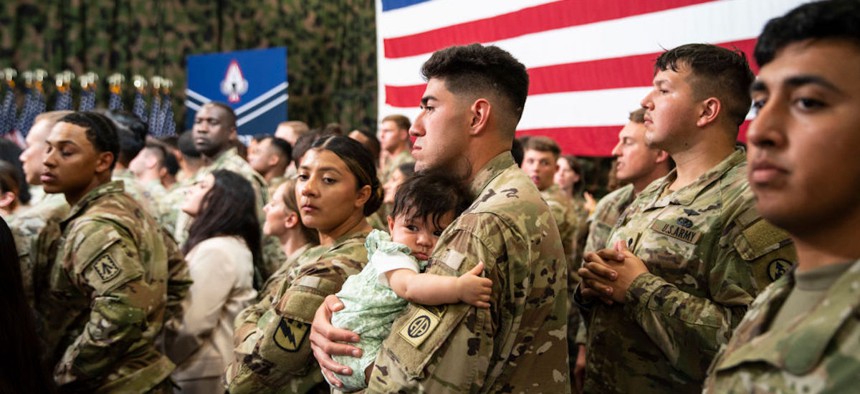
273;317;310;352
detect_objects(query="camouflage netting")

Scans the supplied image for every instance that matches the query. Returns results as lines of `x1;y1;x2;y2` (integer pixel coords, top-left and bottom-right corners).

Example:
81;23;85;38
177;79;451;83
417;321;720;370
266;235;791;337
0;0;377;131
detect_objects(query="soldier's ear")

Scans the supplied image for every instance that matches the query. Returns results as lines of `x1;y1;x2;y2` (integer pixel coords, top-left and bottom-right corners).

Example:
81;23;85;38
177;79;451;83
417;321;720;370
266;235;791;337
95;152;115;174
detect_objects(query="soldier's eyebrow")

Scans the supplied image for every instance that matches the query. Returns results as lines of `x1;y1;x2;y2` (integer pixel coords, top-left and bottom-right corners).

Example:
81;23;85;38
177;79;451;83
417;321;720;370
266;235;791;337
784;75;842;94
420;96;437;106
47;139;77;147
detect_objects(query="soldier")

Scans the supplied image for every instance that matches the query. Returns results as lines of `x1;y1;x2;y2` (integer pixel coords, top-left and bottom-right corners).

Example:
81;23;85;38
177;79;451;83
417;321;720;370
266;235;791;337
377;114;414;184
247;135;292;194
572;108;672;391
576;44;797;393
10;110;72;308
173;102;282;283
129;142;170;225
103;110;160;219
705;1;860;391
310;43;570;392
36;112;177;392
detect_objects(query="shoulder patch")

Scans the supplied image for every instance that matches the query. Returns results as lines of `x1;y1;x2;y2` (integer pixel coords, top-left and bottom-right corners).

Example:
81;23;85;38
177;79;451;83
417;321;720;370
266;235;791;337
398;306;443;348
273;317;309;352
93;254;122;282
767;259;792;281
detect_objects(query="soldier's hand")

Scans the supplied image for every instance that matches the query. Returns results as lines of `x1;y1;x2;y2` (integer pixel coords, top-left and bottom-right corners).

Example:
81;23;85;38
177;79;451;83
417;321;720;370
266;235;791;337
579;250;618;304
457;261;493;308
574;344;587;392
310;295;362;388
593;241;649;303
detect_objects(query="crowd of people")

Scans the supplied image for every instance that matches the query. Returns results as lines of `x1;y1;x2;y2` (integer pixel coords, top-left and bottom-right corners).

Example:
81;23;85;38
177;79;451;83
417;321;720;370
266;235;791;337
0;0;858;393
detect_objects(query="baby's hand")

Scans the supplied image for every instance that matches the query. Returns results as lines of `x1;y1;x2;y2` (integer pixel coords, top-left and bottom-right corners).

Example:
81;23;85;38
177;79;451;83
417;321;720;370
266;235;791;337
456;261;493;308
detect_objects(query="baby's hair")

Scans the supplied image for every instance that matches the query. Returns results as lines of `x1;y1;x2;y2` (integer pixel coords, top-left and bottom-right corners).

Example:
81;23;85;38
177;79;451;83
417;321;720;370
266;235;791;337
391;171;473;229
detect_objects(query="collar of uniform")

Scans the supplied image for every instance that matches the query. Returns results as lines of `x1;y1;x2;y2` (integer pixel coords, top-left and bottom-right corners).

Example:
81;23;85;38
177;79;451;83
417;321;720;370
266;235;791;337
716;258;860;375
641;149;745;209
62;180;126;225
210;147;241;169
541;184;561;196
112;168;134;182
328;227;372;253
469;152;516;197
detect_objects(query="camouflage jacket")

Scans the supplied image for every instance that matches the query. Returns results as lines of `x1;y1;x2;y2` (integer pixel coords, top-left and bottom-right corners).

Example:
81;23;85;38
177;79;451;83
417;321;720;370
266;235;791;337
173;148;284;284
7;193;69;309
582;184;636;264
113;168;161;220
226;230;369;393
579;150;797;393
379;148;414;184
704;259;860;393
36;181;177;393
368;152;570;393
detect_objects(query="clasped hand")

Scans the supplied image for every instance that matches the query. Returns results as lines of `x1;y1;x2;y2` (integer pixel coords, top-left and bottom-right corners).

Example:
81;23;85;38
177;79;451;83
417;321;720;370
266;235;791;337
577;240;649;304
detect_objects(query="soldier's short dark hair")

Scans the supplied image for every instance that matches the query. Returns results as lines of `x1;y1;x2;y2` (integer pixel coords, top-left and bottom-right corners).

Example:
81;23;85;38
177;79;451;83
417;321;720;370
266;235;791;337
524;136;561;159
421;44;529;134
103;110;146;167
391;170;472;230
655;44;754;128
755;0;860;68
382;114;411;131
59;112;120;170
268;136;293;164
178;130;201;159
293;128;337;168
205;102;237;128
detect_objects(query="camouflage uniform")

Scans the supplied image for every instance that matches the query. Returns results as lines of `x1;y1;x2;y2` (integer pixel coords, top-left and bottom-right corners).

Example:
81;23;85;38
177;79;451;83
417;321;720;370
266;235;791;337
35;181;178;392
267;175;288;199
368;152;570;393
704;259;860;393
226;230;370;393
113;168;160;220
140;179;168;227
572;184;636;347
7;193;69;309
379;149;414;184
578;150;797;393
173;148;285;283
158;178;191;236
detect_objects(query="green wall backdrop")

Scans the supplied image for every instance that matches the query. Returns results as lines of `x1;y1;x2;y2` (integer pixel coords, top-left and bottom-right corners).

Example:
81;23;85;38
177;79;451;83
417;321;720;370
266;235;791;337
0;0;378;132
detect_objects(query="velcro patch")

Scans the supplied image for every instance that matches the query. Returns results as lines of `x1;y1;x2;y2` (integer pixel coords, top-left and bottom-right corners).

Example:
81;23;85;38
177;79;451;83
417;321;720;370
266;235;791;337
273;317;309;352
444;250;465;271
768;259;792;281
93;254;122;282
651;219;702;244
398;307;442;348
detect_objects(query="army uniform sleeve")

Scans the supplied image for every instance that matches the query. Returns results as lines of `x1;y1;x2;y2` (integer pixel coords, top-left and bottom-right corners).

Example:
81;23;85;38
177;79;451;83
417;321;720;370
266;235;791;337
227;251;362;392
367;216;505;392
162;229;191;334
622;207;796;381
53;220;152;387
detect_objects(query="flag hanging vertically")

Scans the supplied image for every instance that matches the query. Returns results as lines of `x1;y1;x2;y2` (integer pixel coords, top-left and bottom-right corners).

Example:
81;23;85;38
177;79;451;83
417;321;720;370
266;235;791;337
132;75;149;123
78;72;98;111
0;69;16;137
53;71;74;111
108;73;125;111
157;79;177;137
148;76;163;136
17;70;47;137
375;0;808;156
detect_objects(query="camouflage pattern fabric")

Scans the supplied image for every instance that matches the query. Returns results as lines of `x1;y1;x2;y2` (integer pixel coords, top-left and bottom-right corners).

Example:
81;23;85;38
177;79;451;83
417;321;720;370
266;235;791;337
379;149;413;184
113;168;160;220
226;230;369;393
0;0;377;132
158;177;191;236
6;192;68;309
34;181;175;392
572;184;635;346
172;148;285;284
704;259;860;393
368;152;570;393
267;175;288;200
139;178;169;227
579;150;797;393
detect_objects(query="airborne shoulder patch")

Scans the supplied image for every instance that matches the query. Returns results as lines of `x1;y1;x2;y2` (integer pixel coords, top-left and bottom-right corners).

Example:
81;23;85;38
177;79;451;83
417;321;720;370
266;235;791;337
93;254;122;282
273;317;310;352
398;307;443;348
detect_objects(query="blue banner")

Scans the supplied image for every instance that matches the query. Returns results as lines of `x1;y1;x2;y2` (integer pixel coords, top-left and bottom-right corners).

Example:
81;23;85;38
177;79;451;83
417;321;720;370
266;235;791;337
185;47;288;136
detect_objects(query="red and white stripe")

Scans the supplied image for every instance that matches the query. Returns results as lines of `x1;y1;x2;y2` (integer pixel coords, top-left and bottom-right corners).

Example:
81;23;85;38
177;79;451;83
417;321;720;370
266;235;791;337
376;0;808;156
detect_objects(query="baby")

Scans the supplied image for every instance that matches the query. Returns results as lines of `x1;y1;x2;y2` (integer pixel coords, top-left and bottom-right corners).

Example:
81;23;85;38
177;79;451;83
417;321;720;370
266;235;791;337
328;171;492;391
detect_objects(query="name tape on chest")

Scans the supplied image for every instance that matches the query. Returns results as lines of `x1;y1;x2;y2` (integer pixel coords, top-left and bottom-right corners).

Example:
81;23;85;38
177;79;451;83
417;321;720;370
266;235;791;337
398;306;445;348
651;219;702;244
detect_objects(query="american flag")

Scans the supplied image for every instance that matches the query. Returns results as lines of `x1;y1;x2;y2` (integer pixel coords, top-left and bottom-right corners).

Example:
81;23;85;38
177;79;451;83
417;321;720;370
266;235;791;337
54;87;73;111
16;86;46;137
133;91;148;123
148;93;162;136
158;93;177;137
78;88;96;111
376;0;807;156
108;90;124;110
0;86;15;137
